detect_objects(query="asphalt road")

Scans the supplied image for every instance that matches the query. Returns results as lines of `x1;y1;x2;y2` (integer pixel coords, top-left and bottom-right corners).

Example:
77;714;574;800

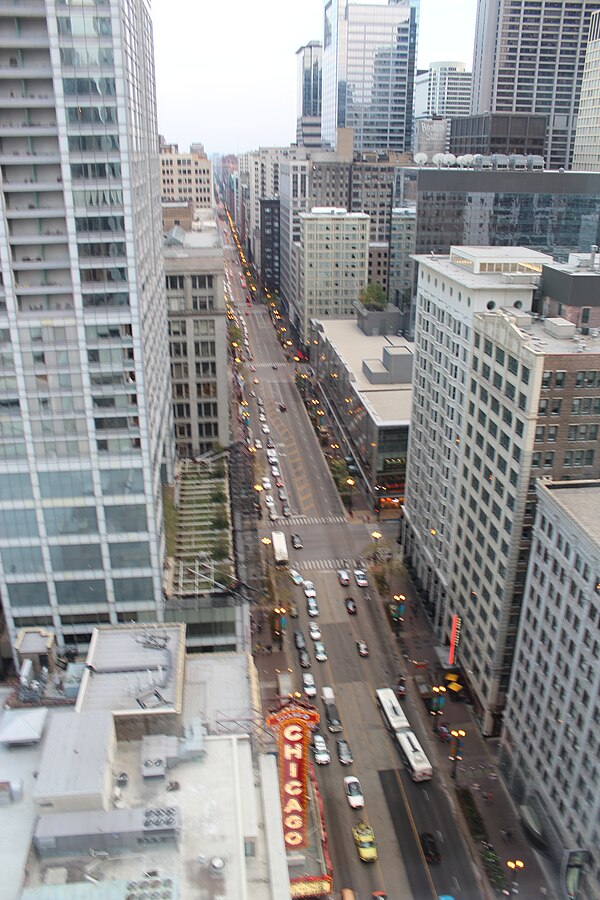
223;227;481;900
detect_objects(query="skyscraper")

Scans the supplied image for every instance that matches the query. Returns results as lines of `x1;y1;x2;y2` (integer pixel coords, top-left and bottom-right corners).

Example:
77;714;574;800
471;0;600;169
296;41;323;147
0;0;174;656
425;61;472;119
321;0;419;153
573;10;600;171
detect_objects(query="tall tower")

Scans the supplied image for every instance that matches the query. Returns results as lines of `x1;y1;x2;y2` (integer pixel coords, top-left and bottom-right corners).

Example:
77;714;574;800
0;0;174;656
573;10;600;170
296;41;323;147
471;0;600;169
321;0;419;153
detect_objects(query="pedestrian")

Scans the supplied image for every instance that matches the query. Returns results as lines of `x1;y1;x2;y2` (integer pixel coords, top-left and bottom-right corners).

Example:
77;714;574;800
267;644;272;655
487;790;493;802
505;829;513;841
482;791;488;801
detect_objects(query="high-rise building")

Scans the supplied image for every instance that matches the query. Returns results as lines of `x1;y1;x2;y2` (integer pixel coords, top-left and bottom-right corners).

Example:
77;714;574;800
425;61;472;119
294;208;369;341
296;41;323;147
448;113;547;158
160;143;213;209
321;0;419;153
471;0;600;169
0;0;174;656
573;11;600;171
501;479;600;891
388;205;416;314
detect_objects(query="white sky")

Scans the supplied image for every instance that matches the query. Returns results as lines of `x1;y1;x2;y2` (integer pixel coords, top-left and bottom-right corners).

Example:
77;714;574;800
151;0;477;156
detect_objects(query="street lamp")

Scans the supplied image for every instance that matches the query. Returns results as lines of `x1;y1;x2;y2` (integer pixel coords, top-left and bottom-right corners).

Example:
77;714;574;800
507;859;524;895
371;530;382;559
273;606;287;650
449;728;466;779
346;477;355;514
431;684;447;715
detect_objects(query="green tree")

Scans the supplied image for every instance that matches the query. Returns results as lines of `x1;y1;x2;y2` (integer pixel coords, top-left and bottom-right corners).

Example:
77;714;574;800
359;284;388;311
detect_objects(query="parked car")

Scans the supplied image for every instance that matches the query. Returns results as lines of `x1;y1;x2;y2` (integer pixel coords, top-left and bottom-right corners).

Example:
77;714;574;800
264;494;275;508
345;597;357;615
282;505;291;517
303;581;316;597
344;775;364;809
337;569;350;586
302;673;316;699
289;570;303;586
420;832;441;864
261;478;271;490
298;649;311;668
336;739;353;765
261;424;270;434
307;598;319;617
312;733;330;765
266;438;275;449
356;640;369;657
291;534;303;549
354;569;369;588
278;489;288;502
254;439;263;450
279;403;287;412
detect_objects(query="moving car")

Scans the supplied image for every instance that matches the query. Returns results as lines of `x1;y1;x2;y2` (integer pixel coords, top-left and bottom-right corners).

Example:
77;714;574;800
294;630;306;650
266;438;275;449
309;622;321;641
270;467;280;478
288;601;299;619
307;598;319;617
337;570;350;586
312;733;330;765
397;674;407;699
352;821;377;862
253;378;260;384
291;534;303;549
298;649;311;668
420;832;441;864
336;739;353;765
258;413;267;423
289;570;304;586
345;597;357;615
254;439;263;450
354;569;369;588
256;397;264;406
261;424;270;434
314;641;327;662
303;581;316;598
264;495;275;508
261;478;271;490
302;672;316;699
272;364;278;370
282;505;291;517
279;403;287;412
344;775;364;809
356;640;369;657
275;478;284;488
278;489;288;502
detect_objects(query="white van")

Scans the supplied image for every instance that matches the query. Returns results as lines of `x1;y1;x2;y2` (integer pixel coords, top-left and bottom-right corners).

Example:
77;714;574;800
266;449;278;464
321;686;335;706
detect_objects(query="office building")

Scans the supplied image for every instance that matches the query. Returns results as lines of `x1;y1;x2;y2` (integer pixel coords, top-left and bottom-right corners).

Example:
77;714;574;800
294;207;369;341
163;221;230;459
471;0;600;169
541;251;600;331
260;198;281;295
388;206;416;316
321;0;419;153
310;310;412;509
297;41;323;147
425;61;472;119
500;480;600;894
160;143;213;209
0;0;174;656
573;11;600;171
401;248;552;726
448;113;547;158
238;146;293;266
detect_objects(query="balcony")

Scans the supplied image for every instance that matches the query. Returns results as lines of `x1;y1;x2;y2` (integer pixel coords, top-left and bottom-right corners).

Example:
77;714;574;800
0;119;57;136
4;205;65;219
12;257;70;271
0;0;46;11
2;177;63;192
9;231;67;245
18;293;74;313
0;92;53;108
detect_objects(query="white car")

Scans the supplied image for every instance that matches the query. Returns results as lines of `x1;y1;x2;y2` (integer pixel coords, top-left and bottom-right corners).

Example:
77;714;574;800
262;424;270;434
271;467;280;478
354;569;369;588
258;413;267;423
264;494;275;508
314;641;327;662
337;570;350;586
289;569;304;586
302;672;317;699
261;478;272;490
312;733;330;765
254;439;263;450
344;775;364;809
303;580;315;597
309;622;321;641
307;597;319;617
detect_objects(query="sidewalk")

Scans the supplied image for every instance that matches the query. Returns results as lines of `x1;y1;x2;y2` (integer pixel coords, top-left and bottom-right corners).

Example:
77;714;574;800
386;564;558;900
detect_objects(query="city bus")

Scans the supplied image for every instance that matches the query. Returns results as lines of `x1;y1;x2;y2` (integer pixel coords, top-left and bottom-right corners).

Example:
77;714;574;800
271;531;289;567
395;731;433;782
375;687;410;734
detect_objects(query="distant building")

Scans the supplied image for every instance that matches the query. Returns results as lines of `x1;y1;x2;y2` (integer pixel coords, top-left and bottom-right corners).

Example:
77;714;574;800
160;143;214;209
426;61;472;119
388;206;416;317
163;221;230;458
309;312;412;509
501;479;600;895
540;251;600;331
260;199;281;295
294;208;369;342
162;200;195;232
573;11;600;171
321;0;418;153
471;0;600;169
413;117;448;156
448;113;547;159
296;41;323;147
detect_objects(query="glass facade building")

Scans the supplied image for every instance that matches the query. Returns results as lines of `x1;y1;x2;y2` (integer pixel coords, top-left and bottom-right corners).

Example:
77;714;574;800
0;0;174;656
322;0;419;153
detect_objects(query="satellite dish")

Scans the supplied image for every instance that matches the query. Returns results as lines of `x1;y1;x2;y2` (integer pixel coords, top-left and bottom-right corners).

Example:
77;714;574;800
432;153;445;168
413;152;428;167
444;153;457;167
462;154;474;167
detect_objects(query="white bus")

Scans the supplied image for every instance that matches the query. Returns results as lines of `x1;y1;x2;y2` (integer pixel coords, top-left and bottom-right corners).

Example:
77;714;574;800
271;531;289;567
375;687;411;735
395;731;433;782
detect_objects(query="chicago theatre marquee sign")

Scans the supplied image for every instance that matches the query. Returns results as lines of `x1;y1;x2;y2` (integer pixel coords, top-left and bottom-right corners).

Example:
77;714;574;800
266;699;320;850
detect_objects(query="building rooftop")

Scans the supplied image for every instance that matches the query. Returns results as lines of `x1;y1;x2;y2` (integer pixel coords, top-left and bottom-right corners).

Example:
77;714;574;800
539;481;600;547
312;318;414;424
413;246;554;289
76;624;185;715
478;309;600;356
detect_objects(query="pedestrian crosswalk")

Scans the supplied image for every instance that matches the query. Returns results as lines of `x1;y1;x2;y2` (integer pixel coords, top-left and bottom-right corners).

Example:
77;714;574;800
299;558;348;572
275;514;346;526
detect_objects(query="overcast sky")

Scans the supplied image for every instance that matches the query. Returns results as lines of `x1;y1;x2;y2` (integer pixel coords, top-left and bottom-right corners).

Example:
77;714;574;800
151;0;477;156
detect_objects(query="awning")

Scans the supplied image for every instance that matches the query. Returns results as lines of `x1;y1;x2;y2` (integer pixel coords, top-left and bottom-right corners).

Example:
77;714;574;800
447;681;463;693
519;804;545;842
445;673;460;682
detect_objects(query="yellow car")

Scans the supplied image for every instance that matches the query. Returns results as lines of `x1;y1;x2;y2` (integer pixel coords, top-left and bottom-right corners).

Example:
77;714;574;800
352;821;378;863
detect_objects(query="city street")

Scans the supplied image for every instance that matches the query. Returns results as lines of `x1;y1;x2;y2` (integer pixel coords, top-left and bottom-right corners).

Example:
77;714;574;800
222;227;484;900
